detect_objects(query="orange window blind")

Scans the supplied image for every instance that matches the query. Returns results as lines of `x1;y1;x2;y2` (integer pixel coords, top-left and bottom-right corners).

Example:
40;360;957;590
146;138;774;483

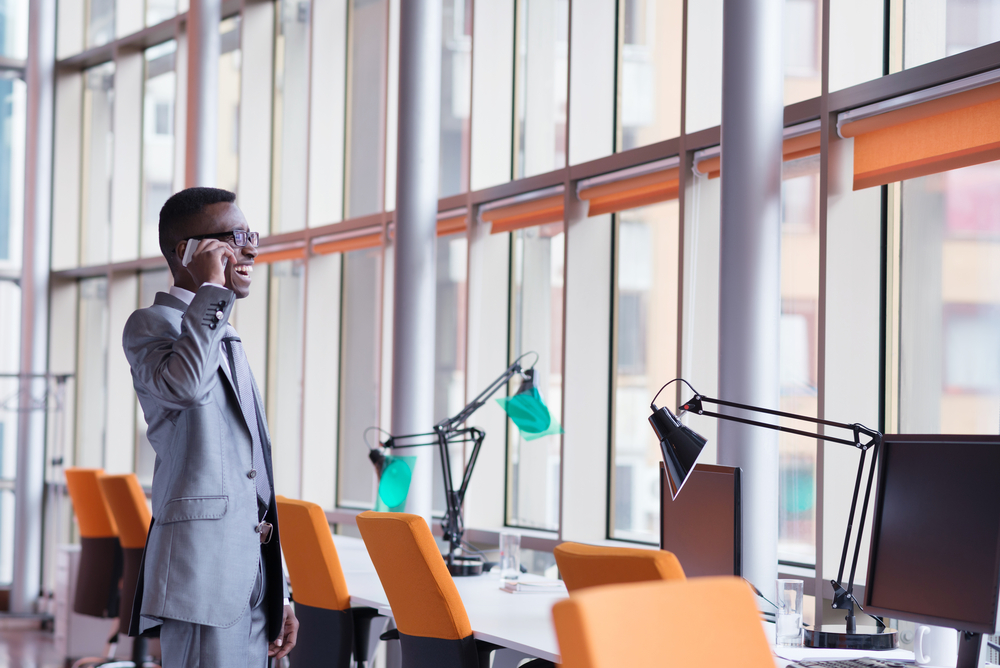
578;167;681;217
841;81;1000;190
436;212;467;236
482;194;565;235
693;131;821;179
254;245;307;264
312;231;383;256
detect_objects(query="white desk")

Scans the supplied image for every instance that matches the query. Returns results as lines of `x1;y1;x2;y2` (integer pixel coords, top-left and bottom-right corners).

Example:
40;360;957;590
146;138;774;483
332;535;565;663
332;534;919;667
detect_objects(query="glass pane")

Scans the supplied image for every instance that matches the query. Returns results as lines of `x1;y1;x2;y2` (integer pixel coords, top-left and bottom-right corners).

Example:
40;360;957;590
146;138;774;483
784;0;821;104
267;259;306;497
432;233;468;513
904;0;1000;69
87;0;115;48
0;77;25;269
778;156;820;565
146;0;177;26
685;0;722;133
507;224;563;531
141;41;177;259
346;0;388;218
0;280;21;493
829;0;884;91
514;0;568;178
440;0;472;197
76;277;109;468
81;62;115;267
218;17;241;194
611;200;679;542
0;0;28;59
900;162;1000;434
134;269;170;485
271;0;311;233
338;246;382;507
619;0;682;151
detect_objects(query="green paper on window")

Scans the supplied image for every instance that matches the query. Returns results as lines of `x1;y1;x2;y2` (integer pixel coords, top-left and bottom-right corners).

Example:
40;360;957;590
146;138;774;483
375;455;415;511
496;387;563;440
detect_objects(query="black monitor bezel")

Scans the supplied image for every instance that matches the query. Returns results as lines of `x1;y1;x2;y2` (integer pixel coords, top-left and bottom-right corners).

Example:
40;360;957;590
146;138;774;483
862;433;1000;634
659;462;742;577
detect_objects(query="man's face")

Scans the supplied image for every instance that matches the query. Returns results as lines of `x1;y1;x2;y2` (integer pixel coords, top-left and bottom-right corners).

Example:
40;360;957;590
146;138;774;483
188;202;258;299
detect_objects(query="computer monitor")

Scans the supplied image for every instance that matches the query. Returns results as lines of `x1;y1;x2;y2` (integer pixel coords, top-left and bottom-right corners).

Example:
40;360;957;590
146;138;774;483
864;434;1000;667
660;463;741;577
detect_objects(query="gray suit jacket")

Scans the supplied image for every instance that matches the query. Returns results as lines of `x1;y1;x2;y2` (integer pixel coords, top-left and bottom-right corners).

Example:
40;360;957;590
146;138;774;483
122;285;287;638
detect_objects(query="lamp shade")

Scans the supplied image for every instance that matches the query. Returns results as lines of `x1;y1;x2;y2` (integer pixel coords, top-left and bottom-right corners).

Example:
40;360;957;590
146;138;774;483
649;405;707;499
369;449;414;510
496;368;563;440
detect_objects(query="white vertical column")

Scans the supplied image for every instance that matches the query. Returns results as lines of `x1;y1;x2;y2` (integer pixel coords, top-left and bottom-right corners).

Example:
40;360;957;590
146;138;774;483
718;0;784;595
13;0;56;614
391;0;442;521
186;0;221;187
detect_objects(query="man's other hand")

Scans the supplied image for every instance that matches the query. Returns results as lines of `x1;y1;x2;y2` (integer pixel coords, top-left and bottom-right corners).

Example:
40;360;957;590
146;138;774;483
269;604;299;660
185;239;237;288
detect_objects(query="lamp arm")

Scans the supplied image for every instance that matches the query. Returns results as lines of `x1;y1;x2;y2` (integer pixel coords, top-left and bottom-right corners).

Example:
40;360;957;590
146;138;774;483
680;392;883;632
436;360;524;431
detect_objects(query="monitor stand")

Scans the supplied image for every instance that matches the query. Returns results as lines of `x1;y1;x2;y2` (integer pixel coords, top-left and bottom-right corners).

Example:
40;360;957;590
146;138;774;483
957;631;986;668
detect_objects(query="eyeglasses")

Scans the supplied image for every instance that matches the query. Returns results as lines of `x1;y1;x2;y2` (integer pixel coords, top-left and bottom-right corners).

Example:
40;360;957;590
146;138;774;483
188;230;260;248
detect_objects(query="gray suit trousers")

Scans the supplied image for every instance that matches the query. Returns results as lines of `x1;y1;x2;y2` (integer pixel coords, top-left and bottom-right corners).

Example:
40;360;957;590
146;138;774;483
160;550;269;668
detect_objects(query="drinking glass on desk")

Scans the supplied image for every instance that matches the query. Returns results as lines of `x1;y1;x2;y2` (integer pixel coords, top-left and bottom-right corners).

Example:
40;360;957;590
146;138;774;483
499;530;520;583
776;579;804;646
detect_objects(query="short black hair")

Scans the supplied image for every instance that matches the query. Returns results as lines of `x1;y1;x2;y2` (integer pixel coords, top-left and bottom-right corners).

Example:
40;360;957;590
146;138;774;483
158;187;237;259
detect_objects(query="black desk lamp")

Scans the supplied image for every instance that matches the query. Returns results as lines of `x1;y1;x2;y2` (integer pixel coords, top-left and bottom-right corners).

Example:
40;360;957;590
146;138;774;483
650;378;898;650
368;352;561;576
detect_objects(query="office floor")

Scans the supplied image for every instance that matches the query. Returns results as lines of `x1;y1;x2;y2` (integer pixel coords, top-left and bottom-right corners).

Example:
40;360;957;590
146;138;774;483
0;629;63;668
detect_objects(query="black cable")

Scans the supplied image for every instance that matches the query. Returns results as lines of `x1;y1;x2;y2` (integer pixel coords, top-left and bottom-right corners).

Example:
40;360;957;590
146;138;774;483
363;426;393;451
650;378;700;410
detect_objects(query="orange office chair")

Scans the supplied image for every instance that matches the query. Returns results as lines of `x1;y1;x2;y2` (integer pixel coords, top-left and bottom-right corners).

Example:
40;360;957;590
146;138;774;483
275;496;385;668
553;541;686;593
64;468;124;665
98;474;158;668
356;511;552;668
551;576;775;668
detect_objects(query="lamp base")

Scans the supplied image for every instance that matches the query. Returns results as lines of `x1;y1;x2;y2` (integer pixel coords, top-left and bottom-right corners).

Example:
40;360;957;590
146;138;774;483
444;554;484;577
803;624;898;650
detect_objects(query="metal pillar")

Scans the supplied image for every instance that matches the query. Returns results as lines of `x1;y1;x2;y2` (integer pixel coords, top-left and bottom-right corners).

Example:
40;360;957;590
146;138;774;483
13;0;56;613
391;0;442;521
718;0;784;595
186;0;221;187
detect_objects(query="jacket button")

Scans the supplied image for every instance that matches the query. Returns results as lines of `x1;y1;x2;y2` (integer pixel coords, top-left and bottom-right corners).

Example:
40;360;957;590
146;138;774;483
248;470;257;479
215;310;224;321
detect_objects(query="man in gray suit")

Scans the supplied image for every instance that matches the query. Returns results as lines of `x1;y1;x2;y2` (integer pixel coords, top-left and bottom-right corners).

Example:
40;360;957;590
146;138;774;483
123;187;298;667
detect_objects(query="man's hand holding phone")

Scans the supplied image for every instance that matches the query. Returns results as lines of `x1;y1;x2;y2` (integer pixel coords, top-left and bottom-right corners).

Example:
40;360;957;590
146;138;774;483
181;238;237;288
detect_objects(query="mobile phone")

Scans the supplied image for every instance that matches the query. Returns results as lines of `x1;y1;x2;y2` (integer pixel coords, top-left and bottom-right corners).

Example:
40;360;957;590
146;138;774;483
181;239;228;269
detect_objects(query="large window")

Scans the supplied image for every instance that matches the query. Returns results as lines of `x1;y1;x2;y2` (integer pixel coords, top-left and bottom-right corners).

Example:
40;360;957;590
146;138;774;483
904;0;1000;69
899;161;1000;434
506;223;564;531
514;0;568;178
338;245;383;508
141;42;177;258
440;0;472;197
75;277;109;468
778;156;820;565
271;0;311;233
610;199;679;542
346;0;388;218
218;17;242;194
0;280;18;585
618;0;681;150
81;62;115;267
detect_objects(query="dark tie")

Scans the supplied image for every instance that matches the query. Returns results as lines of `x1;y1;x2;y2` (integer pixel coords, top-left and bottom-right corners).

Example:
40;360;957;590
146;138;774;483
223;325;271;517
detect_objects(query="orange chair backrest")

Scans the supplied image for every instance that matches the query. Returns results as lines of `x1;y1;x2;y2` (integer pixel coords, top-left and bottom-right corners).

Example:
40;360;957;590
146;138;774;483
552;576;774;668
64;468;118;539
97;474;151;549
275;496;352;611
356;511;472;640
553;541;685;593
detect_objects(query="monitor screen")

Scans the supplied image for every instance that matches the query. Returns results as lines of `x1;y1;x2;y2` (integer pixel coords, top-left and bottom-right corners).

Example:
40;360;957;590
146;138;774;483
660;463;741;577
864;434;1000;634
